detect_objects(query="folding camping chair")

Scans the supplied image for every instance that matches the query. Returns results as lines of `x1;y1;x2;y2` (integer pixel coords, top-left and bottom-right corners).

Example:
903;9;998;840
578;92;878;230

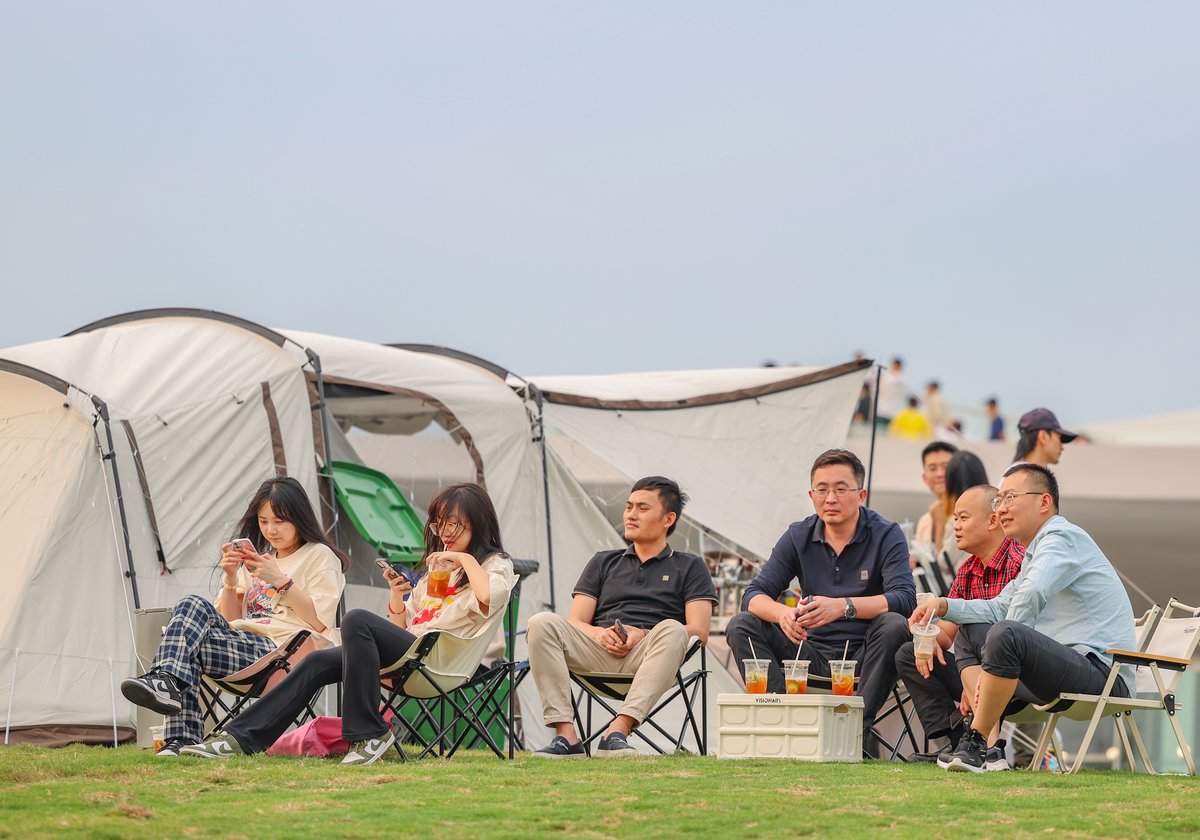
451;558;539;755
378;595;513;761
569;637;710;756
199;629;322;734
1013;599;1197;775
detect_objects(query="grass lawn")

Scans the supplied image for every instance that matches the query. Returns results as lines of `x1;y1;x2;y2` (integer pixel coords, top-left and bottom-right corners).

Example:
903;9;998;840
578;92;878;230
1;745;1198;839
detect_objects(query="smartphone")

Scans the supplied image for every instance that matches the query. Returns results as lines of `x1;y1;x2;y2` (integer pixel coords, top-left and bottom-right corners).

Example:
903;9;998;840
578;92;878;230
375;557;399;579
613;619;629;643
231;538;256;555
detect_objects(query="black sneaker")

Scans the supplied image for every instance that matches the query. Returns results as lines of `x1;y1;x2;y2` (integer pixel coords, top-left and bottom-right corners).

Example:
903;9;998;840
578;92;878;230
532;735;587;759
156;737;197;757
121;670;184;715
595;731;639;757
943;727;988;774
936;717;971;767
985;739;1011;771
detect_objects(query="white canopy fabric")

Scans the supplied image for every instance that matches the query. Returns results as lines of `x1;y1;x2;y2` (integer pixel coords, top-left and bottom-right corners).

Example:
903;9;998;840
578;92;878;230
0;312;322;741
528;362;868;560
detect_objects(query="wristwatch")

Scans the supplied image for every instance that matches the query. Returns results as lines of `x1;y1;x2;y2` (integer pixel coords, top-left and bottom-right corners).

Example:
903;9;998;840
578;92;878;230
843;597;857;620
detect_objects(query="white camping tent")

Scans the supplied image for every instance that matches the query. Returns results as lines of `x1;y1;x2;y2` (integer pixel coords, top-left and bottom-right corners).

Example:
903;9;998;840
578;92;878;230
0;310;322;744
525;361;870;562
277;330;621;621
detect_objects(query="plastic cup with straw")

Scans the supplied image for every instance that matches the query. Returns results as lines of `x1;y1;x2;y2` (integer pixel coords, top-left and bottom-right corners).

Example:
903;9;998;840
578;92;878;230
830;640;855;696
743;635;770;694
783;643;810;694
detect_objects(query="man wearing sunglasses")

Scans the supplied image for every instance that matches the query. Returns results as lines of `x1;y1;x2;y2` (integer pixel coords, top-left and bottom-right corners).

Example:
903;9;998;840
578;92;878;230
911;463;1136;773
727;448;916;754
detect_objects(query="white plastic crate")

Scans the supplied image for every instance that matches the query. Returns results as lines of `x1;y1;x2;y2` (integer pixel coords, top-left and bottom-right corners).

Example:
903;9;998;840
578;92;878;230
717;693;863;762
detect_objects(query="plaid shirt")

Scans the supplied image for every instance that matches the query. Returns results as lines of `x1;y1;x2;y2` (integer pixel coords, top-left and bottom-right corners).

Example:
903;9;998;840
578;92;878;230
947;537;1025;600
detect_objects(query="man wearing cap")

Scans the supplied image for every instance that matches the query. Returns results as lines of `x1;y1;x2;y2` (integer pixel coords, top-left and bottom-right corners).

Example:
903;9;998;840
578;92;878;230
895;485;1024;766
910;463;1135;774
1011;407;1078;468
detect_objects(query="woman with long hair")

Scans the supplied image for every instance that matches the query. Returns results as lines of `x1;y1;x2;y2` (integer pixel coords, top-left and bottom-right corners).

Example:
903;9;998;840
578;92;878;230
180;482;515;766
122;476;348;755
938;450;990;571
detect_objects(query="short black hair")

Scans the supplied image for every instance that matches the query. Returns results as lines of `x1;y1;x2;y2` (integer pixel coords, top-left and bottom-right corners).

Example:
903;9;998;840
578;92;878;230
908;396;920;408
927;380;940;390
986;397;998;408
810;448;866;488
630;476;688;535
1002;463;1060;512
921;441;957;465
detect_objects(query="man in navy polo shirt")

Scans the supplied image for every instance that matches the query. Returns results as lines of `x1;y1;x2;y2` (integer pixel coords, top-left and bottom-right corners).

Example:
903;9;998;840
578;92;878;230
727;448;915;751
527;476;717;758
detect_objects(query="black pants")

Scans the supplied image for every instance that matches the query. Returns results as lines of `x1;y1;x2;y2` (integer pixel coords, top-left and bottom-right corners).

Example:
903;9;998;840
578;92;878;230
225;609;416;754
725;610;911;740
894;641;964;740
954;621;1130;708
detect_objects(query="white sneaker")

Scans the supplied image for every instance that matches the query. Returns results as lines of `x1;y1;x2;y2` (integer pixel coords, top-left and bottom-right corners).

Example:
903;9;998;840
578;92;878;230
342;729;397;766
179;733;245;759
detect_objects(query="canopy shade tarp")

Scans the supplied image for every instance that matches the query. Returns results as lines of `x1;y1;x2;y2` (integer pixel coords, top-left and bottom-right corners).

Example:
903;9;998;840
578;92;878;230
528;361;869;560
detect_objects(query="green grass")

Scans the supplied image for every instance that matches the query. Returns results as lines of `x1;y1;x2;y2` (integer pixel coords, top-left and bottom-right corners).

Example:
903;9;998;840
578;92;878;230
1;746;1197;839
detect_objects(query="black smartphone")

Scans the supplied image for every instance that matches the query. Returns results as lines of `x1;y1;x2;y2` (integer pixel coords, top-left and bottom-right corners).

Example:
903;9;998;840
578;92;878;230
375;557;399;579
613;619;629;643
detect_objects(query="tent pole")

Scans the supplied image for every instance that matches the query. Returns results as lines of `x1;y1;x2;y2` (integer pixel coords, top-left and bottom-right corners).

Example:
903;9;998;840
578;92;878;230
305;349;339;545
93;396;141;610
306;349;344;717
534;387;556;613
865;364;881;507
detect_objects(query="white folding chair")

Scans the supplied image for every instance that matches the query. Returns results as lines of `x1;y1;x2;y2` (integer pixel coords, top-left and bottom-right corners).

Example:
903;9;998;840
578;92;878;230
378;593;512;761
1020;601;1198;775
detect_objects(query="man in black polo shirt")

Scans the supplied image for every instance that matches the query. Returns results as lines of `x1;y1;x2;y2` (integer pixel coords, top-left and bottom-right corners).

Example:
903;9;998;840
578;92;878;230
528;476;717;758
727;448;915;751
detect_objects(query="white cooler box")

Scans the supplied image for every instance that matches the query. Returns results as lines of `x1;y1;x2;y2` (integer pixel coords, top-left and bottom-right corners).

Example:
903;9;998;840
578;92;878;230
717;693;863;762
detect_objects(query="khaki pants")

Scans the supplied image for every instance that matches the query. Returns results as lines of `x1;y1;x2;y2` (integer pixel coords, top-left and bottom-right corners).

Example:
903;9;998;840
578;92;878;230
526;612;689;728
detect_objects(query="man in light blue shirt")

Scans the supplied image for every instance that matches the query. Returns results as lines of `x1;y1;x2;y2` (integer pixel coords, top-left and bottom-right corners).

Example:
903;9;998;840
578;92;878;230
911;463;1135;773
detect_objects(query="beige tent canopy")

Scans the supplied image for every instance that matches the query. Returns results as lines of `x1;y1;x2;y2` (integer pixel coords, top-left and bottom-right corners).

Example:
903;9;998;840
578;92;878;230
0;310;323;744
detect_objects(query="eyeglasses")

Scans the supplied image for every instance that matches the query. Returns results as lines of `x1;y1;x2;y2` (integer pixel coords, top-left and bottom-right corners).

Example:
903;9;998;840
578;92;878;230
991;492;1042;512
428;519;466;539
810;487;861;499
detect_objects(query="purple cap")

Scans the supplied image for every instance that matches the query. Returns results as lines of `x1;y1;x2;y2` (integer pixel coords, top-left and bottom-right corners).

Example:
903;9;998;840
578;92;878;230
1017;407;1078;443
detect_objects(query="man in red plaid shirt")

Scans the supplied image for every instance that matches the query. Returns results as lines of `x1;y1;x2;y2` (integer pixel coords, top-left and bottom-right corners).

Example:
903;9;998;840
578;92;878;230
896;485;1024;764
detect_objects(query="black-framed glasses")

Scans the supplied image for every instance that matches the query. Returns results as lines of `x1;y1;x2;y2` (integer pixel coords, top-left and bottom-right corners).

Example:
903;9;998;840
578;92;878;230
991;491;1042;512
428;519;466;539
810;487;861;499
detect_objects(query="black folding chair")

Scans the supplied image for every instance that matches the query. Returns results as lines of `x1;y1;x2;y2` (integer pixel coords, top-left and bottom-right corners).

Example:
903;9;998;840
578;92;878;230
199;630;321;734
569;638;709;756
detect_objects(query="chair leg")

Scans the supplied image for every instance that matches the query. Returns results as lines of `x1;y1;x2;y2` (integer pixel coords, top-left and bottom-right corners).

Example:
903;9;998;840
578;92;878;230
1067;699;1109;774
1050;729;1068;774
1126;714;1158;775
1113;713;1137;771
1028;715;1056;771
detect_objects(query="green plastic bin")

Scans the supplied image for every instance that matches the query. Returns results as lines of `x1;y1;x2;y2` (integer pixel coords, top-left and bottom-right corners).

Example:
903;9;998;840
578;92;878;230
329;461;426;568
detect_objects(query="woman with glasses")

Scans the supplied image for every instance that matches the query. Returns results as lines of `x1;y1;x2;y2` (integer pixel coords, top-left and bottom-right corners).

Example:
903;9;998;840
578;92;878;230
180;483;515;766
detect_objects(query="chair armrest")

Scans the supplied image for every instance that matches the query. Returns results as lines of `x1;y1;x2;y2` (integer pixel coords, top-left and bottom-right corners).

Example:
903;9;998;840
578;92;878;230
1108;648;1192;669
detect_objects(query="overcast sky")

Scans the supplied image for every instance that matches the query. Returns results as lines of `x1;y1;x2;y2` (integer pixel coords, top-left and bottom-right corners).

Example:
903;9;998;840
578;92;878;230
2;3;1196;426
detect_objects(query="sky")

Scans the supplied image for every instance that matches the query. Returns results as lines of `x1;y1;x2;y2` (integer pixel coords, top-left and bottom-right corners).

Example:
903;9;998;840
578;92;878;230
2;3;1197;426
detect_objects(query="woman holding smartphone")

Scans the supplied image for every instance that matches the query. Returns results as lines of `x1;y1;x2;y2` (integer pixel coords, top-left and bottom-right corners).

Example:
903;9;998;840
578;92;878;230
122;476;348;756
181;482;515;766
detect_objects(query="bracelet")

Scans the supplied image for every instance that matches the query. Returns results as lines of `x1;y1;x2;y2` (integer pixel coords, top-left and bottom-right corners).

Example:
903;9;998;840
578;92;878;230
222;583;238;593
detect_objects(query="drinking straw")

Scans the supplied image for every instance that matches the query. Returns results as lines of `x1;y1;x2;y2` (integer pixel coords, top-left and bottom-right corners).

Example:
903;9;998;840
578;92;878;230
794;644;804;664
842;640;850;662
747;635;760;662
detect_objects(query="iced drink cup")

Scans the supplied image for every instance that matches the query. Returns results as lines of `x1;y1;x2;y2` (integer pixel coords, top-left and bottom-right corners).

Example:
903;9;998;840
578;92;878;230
150;724;165;753
912;624;940;667
743;659;770;694
829;660;856;696
783;660;809;694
